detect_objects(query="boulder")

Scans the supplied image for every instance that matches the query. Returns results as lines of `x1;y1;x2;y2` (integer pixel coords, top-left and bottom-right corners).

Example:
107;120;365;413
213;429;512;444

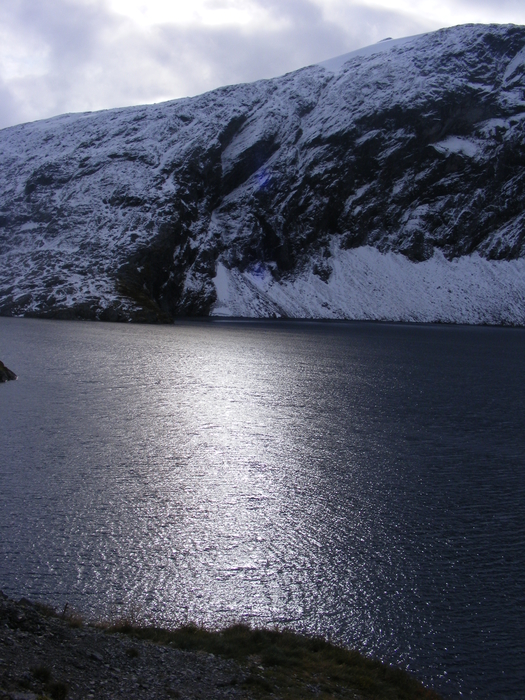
0;360;17;382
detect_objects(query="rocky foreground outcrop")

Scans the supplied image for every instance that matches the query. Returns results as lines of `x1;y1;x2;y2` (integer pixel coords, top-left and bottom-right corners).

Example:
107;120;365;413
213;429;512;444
1;23;525;323
0;593;251;700
0;593;442;700
0;362;16;382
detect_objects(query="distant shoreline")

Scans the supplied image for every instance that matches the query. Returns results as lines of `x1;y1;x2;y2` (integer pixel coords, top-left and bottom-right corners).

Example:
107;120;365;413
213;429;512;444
1;312;525;329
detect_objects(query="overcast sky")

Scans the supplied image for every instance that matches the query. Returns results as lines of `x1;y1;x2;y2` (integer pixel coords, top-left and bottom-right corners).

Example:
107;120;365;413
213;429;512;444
1;0;525;130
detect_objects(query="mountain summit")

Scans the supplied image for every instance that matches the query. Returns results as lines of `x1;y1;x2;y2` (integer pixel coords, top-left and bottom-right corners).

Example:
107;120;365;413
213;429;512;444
1;23;525;324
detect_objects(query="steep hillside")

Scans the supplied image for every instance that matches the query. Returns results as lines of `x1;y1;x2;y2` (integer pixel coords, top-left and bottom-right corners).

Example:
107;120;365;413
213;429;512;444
1;23;525;323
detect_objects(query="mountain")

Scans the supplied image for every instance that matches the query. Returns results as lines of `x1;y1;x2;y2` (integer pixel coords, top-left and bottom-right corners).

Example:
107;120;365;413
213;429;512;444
1;23;525;325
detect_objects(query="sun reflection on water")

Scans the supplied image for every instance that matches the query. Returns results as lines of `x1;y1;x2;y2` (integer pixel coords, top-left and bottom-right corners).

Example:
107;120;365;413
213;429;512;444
1;318;525;699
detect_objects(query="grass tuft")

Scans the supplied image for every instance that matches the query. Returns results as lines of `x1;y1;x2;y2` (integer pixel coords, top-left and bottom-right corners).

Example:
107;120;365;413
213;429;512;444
103;620;443;699
30;665;68;700
33;602;59;618
244;673;273;692
48;680;68;700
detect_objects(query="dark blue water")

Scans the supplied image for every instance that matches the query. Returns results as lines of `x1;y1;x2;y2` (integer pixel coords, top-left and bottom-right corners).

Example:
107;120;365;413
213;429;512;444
1;317;524;698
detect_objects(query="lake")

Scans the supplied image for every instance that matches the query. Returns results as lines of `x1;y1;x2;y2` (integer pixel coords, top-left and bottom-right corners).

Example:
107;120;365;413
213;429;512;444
0;317;524;698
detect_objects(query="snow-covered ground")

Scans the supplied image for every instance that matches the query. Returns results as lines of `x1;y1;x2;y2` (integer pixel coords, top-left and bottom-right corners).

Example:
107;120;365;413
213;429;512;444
212;245;525;325
318;33;427;73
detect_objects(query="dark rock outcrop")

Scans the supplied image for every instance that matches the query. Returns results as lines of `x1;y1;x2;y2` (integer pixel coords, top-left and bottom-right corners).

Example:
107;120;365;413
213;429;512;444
0;361;16;382
0;592;251;700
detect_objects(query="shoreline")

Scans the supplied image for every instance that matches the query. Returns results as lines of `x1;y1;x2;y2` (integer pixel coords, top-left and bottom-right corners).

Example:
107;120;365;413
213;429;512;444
1;312;525;329
0;592;443;700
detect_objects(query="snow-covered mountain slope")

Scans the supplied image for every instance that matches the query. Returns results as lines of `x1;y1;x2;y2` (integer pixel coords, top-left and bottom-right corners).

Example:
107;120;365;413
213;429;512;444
1;23;525;324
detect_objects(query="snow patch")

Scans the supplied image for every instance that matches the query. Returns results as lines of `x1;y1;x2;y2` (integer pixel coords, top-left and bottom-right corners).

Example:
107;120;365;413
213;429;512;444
433;136;481;158
503;46;525;83
212;246;525;326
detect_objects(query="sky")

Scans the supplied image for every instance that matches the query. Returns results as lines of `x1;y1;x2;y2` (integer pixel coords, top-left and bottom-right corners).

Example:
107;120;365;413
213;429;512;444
1;0;525;130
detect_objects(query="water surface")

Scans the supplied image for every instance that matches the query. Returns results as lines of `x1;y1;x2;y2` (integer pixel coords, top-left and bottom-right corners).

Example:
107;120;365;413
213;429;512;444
1;317;524;698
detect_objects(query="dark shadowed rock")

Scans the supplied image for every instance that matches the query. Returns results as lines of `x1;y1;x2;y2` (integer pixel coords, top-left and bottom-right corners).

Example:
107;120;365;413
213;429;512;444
0;361;17;382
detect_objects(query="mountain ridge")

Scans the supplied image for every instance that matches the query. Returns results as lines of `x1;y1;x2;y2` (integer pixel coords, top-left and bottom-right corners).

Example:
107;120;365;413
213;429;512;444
1;23;525;324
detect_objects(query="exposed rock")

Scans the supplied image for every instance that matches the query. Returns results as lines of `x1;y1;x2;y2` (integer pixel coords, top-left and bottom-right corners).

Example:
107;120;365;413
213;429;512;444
0;593;252;700
0;361;16;382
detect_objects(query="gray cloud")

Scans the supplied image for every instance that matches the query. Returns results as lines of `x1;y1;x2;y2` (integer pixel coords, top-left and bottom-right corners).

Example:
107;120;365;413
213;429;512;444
0;77;22;129
0;0;122;126
0;0;522;130
144;1;430;94
458;0;525;11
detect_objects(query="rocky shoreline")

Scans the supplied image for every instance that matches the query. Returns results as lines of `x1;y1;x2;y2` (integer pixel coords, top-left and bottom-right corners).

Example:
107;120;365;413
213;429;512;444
0;592;443;700
0;593;252;700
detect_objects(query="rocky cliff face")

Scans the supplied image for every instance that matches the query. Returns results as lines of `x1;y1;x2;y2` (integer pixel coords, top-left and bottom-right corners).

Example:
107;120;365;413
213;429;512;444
1;23;525;324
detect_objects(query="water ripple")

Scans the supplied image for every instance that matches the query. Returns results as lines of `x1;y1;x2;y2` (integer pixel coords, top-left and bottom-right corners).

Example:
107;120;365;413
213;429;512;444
0;318;524;699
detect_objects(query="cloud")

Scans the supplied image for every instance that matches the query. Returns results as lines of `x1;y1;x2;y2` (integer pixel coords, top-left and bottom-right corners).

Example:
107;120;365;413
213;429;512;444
0;77;23;129
0;0;123;126
0;0;524;130
354;0;525;27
